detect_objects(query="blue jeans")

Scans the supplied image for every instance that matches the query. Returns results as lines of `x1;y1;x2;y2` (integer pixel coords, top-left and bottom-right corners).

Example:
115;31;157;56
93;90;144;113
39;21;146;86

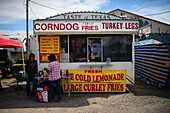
0;80;2;91
27;74;37;96
49;79;62;101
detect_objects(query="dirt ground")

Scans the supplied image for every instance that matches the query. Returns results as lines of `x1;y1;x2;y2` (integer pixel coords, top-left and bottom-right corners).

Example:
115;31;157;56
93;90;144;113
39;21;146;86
0;78;170;113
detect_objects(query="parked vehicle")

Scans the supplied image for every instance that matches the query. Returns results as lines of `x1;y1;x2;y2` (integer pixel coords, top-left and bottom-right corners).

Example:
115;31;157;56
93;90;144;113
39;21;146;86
0;50;13;78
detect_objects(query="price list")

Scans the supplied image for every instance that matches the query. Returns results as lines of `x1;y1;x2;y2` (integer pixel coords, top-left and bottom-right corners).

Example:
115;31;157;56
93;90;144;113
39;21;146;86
39;36;60;62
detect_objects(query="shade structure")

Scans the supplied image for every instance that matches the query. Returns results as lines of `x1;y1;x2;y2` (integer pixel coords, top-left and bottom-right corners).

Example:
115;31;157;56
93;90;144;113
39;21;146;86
0;34;25;78
134;42;144;46
135;39;161;46
0;34;22;48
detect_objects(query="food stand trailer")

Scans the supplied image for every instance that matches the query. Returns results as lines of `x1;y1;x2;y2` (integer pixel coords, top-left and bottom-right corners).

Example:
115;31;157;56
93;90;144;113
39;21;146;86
33;12;139;92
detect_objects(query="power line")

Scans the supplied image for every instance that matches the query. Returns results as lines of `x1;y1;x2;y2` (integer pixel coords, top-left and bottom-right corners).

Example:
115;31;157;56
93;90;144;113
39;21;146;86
29;3;38;19
29;0;66;13
144;11;170;16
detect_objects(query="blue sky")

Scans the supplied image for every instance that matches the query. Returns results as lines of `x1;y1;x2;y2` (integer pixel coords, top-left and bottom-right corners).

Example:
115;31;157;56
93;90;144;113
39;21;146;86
0;0;170;35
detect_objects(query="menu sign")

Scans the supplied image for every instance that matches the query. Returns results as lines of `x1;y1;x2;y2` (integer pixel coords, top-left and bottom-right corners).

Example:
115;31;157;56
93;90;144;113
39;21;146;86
39;35;60;63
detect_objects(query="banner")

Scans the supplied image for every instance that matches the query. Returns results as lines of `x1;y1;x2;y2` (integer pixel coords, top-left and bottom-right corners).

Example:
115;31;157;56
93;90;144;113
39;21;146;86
62;69;126;93
39;35;60;62
34;20;139;33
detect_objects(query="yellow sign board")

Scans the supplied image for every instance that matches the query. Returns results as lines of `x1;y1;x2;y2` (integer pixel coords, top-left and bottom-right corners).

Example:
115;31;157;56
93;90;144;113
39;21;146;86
39;35;60;62
62;69;126;93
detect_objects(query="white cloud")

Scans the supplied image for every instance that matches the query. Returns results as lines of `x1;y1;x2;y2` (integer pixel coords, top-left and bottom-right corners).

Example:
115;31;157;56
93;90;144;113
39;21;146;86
0;30;33;35
0;0;26;24
139;5;170;24
0;0;109;24
30;0;109;19
130;1;170;24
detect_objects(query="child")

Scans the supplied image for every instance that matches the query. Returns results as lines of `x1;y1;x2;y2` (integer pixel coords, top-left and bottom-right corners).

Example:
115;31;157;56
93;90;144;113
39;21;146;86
26;53;37;96
46;54;61;102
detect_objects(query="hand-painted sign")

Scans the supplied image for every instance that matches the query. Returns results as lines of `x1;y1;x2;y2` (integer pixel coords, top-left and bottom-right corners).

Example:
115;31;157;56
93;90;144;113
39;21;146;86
39;35;60;63
47;12;121;20
62;69;126;93
34;20;139;33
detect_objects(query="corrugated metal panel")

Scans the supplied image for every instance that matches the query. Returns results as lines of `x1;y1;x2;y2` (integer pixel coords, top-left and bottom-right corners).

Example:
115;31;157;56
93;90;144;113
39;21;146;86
135;43;170;88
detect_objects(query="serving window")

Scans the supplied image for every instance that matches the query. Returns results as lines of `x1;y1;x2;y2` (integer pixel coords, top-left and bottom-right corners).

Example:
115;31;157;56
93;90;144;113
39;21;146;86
60;36;68;63
60;35;132;63
103;35;132;62
69;36;87;62
87;37;102;62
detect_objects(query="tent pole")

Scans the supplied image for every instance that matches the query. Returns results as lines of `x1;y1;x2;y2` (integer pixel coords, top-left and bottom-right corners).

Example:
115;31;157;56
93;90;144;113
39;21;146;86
22;42;26;77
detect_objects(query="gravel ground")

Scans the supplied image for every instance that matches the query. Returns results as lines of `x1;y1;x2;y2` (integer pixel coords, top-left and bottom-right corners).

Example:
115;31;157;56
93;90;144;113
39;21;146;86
0;78;170;113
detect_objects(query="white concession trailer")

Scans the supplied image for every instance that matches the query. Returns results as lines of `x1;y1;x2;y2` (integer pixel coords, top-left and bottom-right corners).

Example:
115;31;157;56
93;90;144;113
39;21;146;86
33;12;139;85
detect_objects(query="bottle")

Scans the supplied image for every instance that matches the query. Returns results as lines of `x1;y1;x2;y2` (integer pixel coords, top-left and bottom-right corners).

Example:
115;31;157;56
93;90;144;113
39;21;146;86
39;71;42;76
62;71;64;76
40;70;43;77
43;69;47;77
66;69;69;76
60;70;62;76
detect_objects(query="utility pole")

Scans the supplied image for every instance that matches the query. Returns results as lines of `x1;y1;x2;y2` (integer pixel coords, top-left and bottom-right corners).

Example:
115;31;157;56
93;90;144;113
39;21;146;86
26;0;30;56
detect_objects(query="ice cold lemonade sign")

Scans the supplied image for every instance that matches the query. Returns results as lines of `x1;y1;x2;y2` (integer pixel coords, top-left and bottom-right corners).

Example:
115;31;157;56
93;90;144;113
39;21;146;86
62;69;126;93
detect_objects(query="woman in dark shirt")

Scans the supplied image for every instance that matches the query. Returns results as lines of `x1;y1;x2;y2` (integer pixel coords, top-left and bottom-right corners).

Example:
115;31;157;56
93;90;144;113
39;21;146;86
26;53;37;96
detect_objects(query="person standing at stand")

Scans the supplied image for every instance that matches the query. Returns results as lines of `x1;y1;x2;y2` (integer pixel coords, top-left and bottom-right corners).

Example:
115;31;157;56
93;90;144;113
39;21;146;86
46;54;61;102
0;79;2;91
26;53;37;97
